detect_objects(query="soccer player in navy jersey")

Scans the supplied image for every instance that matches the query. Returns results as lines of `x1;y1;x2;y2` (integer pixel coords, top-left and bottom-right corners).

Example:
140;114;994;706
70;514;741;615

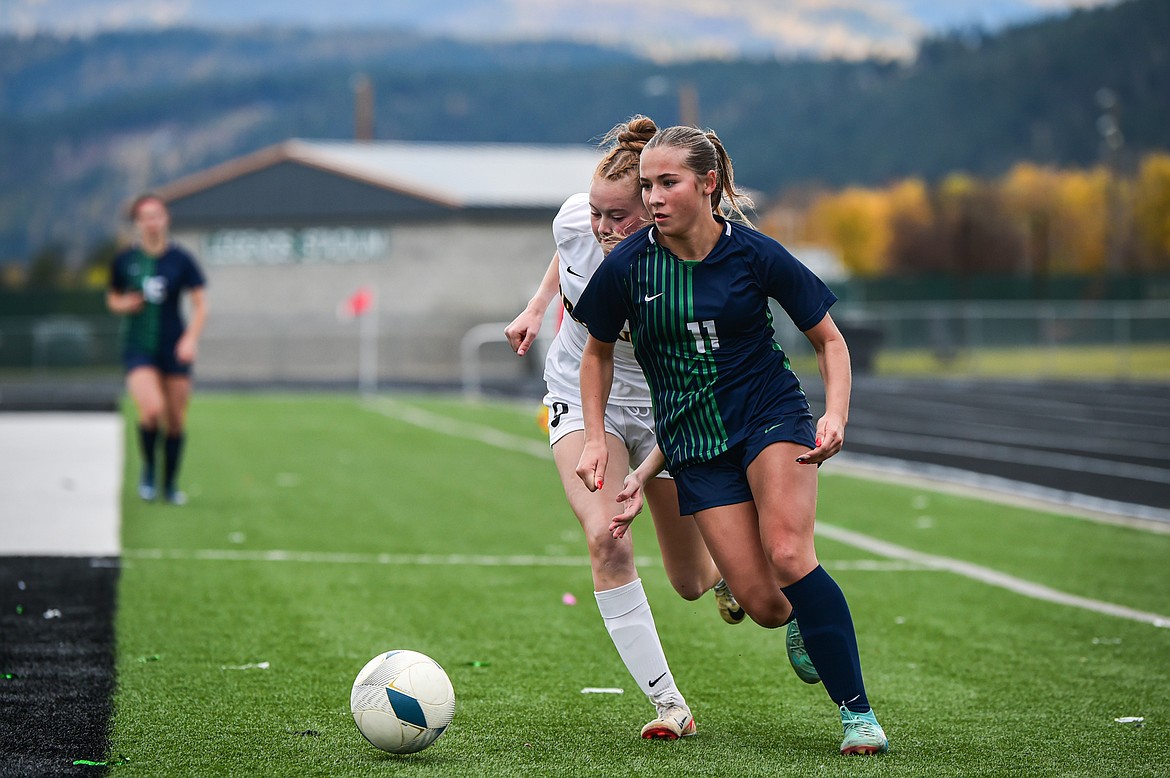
507;116;734;741
107;195;207;506
573;126;889;756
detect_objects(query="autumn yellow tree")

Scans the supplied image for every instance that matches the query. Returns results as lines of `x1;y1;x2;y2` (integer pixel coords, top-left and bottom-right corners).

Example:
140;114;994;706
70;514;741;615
805;187;890;276
887;179;932;230
884;178;938;273
1053;167;1111;273
1132;153;1170;270
937;173;1021;275
766;152;1168;279
999;163;1110;274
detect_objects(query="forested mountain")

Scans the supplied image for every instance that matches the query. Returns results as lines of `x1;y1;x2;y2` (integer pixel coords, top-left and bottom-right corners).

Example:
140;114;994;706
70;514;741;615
1;0;1167;264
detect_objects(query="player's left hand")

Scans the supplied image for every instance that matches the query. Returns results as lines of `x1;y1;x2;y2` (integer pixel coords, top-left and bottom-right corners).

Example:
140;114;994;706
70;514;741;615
796;414;845;465
176;335;198;364
609;474;646;539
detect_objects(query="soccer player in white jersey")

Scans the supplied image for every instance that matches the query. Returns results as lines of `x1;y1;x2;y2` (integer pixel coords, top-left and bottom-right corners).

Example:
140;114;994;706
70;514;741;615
506;116;816;741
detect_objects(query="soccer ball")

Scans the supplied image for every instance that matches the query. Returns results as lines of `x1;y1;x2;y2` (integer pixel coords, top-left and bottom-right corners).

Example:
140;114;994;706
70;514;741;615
350;650;456;754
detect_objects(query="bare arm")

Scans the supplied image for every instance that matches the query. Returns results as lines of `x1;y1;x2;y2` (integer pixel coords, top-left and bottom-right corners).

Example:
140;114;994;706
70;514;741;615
105;288;144;315
796;311;851;465
175;287;207;364
574;335;616;491
504;251;561;356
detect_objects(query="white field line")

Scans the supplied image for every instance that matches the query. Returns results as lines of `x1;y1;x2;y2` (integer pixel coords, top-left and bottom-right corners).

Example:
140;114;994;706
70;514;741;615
362;397;552;460
816;523;1170;628
360;398;1170;629
120;547;923;573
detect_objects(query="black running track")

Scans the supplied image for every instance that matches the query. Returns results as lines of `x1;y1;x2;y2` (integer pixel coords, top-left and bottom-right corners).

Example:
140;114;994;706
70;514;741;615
814;377;1170;519
1;379;1166;776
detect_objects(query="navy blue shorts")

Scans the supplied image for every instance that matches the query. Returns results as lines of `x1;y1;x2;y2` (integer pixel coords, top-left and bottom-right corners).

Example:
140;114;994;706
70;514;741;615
123;348;192;377
672;412;816;515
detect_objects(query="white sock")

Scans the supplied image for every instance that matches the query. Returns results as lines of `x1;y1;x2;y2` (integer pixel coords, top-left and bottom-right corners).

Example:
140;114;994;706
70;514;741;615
595;578;684;709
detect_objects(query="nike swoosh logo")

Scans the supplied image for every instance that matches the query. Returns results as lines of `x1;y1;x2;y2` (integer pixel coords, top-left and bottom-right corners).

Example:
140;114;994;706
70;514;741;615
648;671;668;687
565;265;584;278
643;292;665;303
764;422;784;435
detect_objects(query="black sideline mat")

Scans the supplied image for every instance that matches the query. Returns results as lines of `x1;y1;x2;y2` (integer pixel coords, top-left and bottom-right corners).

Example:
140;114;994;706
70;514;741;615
0;557;119;777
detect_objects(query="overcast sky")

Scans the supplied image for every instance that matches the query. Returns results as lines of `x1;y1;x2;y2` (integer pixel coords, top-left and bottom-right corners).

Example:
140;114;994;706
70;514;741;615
0;0;1121;59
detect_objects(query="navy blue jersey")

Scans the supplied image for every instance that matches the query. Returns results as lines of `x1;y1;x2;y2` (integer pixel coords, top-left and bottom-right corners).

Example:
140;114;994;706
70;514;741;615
573;221;836;470
109;245;206;356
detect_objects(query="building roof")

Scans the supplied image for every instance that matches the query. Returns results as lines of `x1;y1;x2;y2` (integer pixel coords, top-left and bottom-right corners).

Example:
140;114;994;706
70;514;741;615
155;138;603;211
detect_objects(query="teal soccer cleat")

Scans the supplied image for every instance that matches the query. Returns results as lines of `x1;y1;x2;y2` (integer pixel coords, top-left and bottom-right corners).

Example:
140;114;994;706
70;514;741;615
137;475;156;502
785;619;821;684
839;706;888;755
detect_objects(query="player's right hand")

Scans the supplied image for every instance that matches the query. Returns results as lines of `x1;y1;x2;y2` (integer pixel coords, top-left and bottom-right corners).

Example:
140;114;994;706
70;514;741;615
575;440;608;492
122;292;145;314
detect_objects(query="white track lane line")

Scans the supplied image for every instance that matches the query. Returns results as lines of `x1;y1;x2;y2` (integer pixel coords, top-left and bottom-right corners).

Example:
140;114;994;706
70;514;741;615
846;427;1170;485
830;453;1170;530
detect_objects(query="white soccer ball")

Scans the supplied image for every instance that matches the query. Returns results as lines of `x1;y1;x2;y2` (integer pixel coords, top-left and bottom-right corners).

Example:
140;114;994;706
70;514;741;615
351;649;456;754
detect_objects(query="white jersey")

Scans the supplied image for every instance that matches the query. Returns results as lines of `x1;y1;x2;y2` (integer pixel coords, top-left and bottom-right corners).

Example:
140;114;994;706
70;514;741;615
543;193;651;406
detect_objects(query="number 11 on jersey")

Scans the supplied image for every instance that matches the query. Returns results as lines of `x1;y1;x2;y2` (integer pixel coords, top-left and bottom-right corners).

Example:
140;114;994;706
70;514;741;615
687;319;720;354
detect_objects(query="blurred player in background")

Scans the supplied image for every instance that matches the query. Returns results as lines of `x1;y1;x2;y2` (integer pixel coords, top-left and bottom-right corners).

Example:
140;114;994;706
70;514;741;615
506;116;815;741
573;125;888;756
106;194;207;506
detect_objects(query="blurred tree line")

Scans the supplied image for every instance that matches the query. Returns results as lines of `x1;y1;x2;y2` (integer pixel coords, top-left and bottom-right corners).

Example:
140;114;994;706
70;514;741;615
763;153;1170;285
5;153;1169;295
1;0;1167;292
0;239;120;292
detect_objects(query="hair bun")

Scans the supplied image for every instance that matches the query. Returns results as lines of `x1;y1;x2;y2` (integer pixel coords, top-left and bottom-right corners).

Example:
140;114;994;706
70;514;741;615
618;116;658;149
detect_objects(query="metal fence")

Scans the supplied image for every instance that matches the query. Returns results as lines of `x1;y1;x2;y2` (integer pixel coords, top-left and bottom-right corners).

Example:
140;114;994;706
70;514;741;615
774;300;1170;379
2;301;1168;399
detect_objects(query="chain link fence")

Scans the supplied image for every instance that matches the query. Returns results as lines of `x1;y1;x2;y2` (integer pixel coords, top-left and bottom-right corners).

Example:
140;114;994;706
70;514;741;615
776;300;1170;379
2;301;1168;406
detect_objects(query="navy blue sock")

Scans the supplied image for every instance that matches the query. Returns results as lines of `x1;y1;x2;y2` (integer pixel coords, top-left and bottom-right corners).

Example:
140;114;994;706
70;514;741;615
781;565;870;712
138;424;158;484
164;433;185;492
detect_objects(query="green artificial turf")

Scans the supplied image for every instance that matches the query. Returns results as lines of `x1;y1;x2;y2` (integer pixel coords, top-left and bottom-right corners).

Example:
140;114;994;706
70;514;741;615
108;393;1170;776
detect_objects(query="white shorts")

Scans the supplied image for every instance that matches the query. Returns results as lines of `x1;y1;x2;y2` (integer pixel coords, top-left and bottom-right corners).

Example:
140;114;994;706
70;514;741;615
543;392;671;479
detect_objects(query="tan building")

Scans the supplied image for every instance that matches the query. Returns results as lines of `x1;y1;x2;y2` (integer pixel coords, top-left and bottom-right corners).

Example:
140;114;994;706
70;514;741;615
156;139;601;391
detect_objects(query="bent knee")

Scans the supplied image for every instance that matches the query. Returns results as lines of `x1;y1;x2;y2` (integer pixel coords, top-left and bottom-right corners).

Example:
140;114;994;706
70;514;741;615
736;589;792;629
767;546;817;587
138;407;163;427
745;606;789;629
666;577;707;602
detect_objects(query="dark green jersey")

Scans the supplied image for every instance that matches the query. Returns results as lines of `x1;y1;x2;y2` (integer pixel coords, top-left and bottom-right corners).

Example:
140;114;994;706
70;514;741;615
626;239;729;464
109;245;205;355
573;221;836;470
